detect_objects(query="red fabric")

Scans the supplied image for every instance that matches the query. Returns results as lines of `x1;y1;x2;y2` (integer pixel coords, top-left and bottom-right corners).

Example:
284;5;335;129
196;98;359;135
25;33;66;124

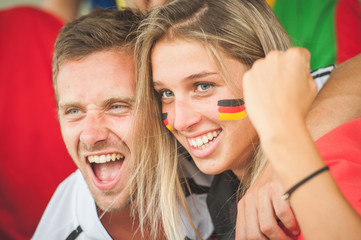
336;0;361;64
0;6;76;239
315;117;361;215
295;117;361;240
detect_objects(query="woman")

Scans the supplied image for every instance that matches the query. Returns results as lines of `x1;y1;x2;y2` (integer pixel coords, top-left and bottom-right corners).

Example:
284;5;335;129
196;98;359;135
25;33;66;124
131;0;361;239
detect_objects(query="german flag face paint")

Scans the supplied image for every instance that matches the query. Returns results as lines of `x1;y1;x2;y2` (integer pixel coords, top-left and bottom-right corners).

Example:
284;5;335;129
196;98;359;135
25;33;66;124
161;113;173;131
218;99;247;120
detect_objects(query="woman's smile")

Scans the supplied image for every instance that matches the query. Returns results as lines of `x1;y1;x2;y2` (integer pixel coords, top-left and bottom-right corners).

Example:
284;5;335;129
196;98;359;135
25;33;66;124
184;128;223;158
187;129;221;149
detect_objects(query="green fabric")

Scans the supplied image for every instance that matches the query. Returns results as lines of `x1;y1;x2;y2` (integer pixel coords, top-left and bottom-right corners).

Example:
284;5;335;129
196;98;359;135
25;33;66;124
273;0;337;70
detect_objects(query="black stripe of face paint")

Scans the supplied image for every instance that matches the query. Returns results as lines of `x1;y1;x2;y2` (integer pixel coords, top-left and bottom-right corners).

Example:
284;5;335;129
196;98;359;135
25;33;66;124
217;99;244;107
161;112;168;120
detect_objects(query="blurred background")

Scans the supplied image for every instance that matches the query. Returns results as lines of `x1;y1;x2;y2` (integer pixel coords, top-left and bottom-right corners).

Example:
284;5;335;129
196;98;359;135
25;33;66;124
1;0;56;7
0;0;90;14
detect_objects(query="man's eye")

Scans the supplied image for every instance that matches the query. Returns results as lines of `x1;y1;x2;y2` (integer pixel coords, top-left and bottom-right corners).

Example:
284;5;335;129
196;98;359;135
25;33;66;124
161;90;174;98
67;108;80;115
108;103;131;114
196;82;213;91
111;104;123;110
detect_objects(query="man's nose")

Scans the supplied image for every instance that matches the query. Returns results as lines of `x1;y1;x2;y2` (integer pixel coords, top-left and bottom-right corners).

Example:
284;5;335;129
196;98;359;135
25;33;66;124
80;112;109;147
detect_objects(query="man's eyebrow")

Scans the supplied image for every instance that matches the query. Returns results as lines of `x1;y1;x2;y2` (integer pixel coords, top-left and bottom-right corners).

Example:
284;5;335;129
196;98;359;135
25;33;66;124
58;101;81;111
103;96;134;106
58;97;134;110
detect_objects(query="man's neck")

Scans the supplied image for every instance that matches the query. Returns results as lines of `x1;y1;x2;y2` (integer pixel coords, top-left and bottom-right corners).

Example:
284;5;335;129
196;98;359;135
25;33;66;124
98;206;145;240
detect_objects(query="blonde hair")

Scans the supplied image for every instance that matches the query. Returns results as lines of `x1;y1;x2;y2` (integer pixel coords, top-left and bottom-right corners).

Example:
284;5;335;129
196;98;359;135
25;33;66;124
132;0;290;239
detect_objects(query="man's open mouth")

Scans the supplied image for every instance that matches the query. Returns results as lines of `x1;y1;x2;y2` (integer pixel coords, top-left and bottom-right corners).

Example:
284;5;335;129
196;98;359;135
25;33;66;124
87;153;125;184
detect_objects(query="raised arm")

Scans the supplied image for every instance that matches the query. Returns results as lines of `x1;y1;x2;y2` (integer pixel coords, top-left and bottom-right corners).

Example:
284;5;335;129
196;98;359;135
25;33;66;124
236;52;361;240
243;48;361;240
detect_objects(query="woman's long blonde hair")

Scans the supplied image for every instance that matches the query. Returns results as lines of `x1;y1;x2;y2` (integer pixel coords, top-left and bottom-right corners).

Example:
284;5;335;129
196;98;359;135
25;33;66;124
131;0;290;239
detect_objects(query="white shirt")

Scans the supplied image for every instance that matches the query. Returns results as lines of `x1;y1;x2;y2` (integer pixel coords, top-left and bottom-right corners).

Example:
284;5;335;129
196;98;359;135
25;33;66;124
33;159;214;240
312;65;335;90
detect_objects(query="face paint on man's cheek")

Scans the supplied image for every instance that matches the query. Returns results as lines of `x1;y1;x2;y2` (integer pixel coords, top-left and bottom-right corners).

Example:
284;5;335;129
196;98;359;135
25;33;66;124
161;112;173;131
218;99;247;120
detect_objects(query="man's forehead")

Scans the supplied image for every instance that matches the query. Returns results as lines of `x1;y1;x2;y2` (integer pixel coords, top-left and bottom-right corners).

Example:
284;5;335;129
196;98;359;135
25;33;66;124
56;49;135;104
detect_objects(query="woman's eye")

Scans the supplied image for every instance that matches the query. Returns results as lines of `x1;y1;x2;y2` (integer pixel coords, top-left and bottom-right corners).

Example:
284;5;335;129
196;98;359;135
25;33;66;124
161;90;174;98
196;82;213;91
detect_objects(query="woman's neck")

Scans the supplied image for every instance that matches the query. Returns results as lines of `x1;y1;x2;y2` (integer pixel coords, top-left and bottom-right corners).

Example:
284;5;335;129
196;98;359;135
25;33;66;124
231;147;257;181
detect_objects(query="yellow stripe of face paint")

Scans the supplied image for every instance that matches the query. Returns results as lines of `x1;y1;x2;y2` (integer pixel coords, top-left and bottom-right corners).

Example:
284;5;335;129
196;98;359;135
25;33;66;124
166;125;173;131
218;111;247;120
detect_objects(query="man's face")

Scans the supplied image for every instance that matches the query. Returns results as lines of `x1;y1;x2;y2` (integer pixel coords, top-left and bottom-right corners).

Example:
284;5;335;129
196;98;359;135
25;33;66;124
56;50;135;211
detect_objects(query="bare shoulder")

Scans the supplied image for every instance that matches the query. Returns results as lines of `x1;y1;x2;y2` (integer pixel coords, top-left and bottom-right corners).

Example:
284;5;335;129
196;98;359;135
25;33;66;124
307;54;361;140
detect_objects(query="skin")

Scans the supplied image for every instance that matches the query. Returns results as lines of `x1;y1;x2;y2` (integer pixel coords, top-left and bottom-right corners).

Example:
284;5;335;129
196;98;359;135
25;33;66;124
151;38;258;179
237;163;299;240
56;49;144;239
243;48;361;240
307;53;361;140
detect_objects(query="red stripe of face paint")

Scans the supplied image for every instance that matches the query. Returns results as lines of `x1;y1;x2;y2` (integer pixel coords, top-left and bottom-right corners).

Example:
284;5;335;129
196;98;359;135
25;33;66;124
163;118;169;126
218;105;245;113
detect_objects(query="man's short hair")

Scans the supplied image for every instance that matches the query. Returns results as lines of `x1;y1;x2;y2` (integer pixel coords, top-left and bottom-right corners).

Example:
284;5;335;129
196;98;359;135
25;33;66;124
53;8;141;101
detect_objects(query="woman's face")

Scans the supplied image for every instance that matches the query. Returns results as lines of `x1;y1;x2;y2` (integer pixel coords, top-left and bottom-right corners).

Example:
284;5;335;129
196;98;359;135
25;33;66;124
151;38;258;177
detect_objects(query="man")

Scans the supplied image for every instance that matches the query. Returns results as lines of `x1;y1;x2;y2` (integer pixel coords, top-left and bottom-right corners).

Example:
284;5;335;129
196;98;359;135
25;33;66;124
32;8;213;240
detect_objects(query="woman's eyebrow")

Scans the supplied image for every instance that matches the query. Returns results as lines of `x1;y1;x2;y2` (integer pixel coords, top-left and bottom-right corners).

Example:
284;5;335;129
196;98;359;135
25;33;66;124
185;71;218;80
152;71;219;87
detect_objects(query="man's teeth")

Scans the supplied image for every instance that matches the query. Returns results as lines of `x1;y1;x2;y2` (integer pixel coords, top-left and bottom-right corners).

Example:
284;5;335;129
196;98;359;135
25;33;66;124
88;153;124;163
188;130;221;149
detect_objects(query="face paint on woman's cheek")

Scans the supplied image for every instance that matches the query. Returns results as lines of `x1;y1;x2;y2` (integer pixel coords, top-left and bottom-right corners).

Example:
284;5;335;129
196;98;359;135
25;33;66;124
161;112;173;131
218;99;247;120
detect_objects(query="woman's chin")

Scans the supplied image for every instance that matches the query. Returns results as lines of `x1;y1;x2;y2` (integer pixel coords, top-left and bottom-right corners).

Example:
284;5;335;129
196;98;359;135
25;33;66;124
192;157;227;176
